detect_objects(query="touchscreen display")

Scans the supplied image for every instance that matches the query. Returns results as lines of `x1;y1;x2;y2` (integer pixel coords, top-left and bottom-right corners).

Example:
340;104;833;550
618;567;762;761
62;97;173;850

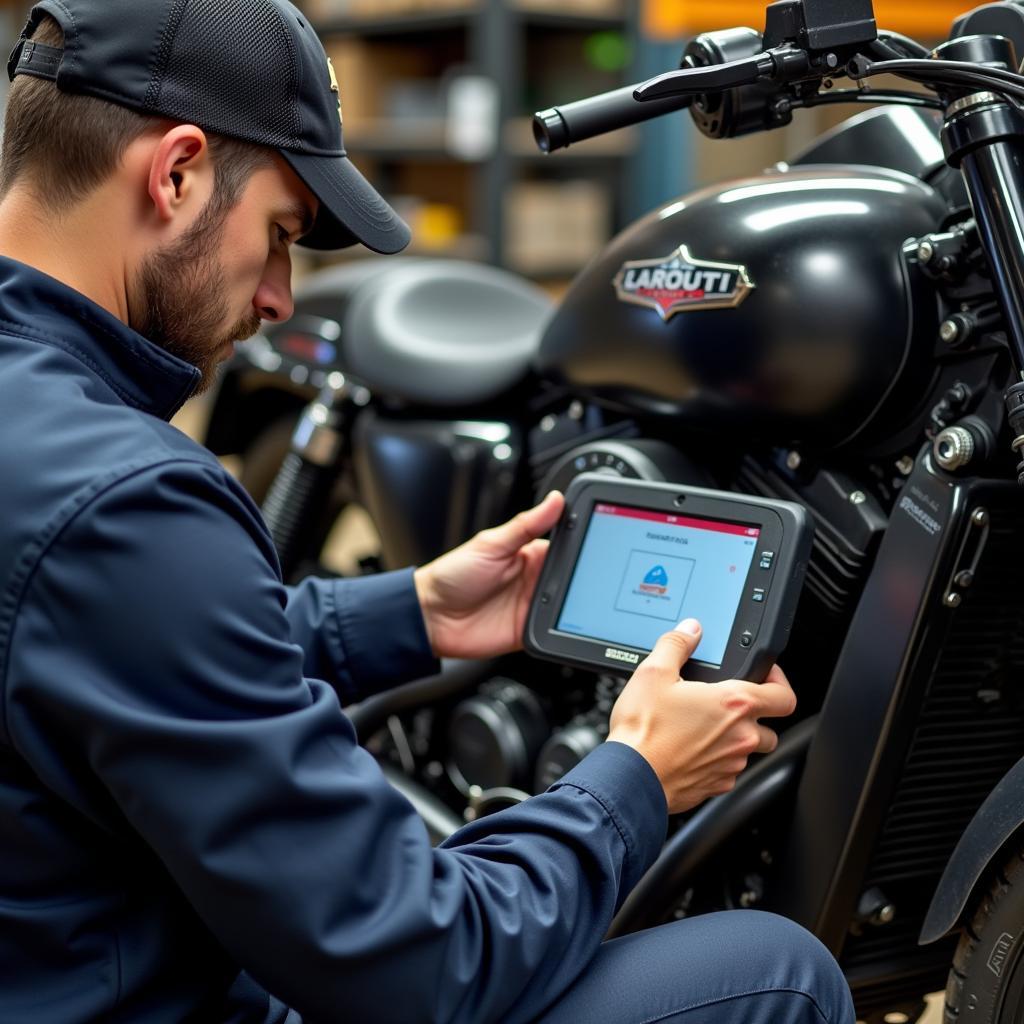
555;502;761;667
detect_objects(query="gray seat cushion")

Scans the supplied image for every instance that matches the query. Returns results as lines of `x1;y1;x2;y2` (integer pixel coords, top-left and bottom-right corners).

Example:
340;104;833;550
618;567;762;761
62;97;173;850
343;260;553;406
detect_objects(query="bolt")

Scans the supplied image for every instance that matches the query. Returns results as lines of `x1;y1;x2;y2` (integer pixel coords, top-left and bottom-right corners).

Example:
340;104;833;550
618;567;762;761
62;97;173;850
739;891;759;908
940;319;960;344
896;456;914;475
875;904;896;925
945;592;962;608
785;451;802;471
934;426;974;471
568;401;584;421
849;491;867;505
972;507;989;527
540;414;557;433
917;240;935;264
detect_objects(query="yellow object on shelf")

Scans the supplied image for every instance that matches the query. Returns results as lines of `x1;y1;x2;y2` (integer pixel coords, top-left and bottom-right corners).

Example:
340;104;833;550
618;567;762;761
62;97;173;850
643;0;969;42
413;203;465;249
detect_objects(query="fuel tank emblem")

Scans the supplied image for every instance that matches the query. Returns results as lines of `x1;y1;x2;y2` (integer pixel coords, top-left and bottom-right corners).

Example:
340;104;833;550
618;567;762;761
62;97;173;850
613;245;755;320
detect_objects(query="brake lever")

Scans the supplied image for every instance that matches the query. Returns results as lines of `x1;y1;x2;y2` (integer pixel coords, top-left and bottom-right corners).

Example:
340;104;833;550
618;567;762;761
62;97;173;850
634;45;828;102
634;53;776;101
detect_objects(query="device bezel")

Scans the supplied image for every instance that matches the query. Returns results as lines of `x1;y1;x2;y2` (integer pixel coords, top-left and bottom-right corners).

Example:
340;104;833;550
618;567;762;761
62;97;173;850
524;475;812;682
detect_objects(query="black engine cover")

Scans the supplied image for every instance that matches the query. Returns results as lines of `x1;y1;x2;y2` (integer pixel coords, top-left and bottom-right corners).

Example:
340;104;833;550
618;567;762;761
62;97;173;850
536;166;947;449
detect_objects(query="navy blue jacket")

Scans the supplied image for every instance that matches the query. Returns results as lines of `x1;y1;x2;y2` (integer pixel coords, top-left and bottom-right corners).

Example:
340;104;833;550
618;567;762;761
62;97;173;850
0;256;668;1023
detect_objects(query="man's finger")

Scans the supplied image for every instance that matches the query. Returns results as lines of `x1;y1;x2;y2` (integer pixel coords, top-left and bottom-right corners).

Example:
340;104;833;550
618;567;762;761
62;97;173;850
642;619;703;676
734;666;797;719
755;724;779;754
484;491;565;556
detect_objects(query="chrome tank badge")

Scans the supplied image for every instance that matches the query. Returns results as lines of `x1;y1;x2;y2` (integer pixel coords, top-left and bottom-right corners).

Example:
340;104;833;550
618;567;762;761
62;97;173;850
613;245;755;321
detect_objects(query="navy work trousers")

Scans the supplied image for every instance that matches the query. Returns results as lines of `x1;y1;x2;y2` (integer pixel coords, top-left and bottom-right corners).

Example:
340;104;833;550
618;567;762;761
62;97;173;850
275;909;855;1023
533;911;855;1024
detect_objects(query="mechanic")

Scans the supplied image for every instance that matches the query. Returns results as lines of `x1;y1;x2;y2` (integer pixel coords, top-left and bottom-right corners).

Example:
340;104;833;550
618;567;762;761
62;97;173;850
0;1;855;1022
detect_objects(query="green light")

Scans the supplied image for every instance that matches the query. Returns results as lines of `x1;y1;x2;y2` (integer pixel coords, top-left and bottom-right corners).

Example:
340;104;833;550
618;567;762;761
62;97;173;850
584;31;631;73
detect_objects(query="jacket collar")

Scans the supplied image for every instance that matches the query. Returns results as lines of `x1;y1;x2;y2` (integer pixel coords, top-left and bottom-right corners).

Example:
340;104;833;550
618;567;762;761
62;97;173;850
0;255;201;420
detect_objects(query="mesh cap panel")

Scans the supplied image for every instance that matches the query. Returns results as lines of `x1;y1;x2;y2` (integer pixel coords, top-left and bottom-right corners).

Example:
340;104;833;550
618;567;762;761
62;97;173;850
154;0;302;148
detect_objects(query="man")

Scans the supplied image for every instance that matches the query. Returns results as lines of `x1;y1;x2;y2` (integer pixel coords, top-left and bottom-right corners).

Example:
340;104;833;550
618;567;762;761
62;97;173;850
0;1;854;1022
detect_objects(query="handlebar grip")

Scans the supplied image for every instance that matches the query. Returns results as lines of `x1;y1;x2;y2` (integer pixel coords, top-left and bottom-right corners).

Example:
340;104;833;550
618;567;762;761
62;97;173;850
533;83;693;153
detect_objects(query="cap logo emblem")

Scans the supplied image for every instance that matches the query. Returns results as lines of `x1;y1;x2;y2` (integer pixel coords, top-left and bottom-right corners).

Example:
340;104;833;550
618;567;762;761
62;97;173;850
613;245;754;321
327;57;343;127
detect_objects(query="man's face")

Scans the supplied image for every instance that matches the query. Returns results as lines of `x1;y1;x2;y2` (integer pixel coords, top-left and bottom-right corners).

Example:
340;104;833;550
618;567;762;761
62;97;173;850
130;157;317;394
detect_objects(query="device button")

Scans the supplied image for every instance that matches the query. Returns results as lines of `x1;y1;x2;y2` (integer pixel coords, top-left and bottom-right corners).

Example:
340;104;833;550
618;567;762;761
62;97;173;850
751;588;765;603
566;514;578;531
759;551;775;570
739;631;753;648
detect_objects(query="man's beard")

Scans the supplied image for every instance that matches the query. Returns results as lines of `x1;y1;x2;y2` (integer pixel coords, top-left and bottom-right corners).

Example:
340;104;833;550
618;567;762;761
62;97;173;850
130;196;262;396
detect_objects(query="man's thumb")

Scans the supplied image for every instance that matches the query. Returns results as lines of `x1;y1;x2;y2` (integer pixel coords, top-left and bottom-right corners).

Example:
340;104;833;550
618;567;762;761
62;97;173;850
487;491;565;554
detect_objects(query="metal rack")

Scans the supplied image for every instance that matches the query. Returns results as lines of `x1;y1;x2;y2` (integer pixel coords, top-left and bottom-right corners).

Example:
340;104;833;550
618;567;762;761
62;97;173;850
309;1;642;274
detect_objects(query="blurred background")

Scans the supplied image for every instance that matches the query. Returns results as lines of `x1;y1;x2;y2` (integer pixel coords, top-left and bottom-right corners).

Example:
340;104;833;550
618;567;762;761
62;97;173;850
0;0;966;300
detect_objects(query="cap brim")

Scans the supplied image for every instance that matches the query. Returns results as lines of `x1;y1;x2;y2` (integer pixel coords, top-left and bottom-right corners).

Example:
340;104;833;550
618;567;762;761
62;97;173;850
282;150;412;254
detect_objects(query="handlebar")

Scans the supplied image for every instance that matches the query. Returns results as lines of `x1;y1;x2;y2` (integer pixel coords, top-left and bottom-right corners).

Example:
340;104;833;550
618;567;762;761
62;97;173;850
533;84;694;154
530;0;1024;488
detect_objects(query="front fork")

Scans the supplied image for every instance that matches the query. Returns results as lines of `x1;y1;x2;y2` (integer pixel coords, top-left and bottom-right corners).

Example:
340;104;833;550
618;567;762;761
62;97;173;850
261;373;371;581
940;35;1024;481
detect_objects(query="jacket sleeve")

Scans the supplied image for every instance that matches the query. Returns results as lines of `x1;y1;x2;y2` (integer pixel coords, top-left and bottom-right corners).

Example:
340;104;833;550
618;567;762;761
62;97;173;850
6;460;668;1024
283;570;440;705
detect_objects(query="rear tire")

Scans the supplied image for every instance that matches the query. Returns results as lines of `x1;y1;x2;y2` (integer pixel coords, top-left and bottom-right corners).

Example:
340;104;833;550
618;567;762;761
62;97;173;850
945;845;1024;1023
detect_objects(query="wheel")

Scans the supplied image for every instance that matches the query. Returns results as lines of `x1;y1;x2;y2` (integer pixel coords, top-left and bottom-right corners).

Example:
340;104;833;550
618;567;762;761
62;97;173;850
945;845;1024;1022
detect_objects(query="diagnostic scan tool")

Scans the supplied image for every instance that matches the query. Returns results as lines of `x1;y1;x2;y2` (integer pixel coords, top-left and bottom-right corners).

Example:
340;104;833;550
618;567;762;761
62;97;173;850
525;475;813;682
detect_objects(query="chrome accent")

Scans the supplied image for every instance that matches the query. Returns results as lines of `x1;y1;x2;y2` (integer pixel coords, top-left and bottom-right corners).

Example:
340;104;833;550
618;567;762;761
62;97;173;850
934;426;975;470
947;91;1001;118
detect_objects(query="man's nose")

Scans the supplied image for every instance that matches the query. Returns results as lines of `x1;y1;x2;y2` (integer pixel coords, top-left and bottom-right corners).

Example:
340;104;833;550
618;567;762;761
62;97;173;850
253;275;295;323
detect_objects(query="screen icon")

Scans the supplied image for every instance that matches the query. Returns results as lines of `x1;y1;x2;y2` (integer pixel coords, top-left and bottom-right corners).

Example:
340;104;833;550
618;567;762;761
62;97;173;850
638;565;669;595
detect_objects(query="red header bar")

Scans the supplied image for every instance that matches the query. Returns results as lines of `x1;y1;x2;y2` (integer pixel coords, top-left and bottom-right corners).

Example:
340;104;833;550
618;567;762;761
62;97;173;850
593;502;760;538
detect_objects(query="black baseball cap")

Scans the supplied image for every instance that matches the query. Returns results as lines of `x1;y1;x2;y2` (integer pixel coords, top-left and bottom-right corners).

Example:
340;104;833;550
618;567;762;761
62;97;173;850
8;0;412;254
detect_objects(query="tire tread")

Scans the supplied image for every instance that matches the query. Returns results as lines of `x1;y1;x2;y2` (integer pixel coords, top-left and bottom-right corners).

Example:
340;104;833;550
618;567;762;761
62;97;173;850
945;843;1024;1024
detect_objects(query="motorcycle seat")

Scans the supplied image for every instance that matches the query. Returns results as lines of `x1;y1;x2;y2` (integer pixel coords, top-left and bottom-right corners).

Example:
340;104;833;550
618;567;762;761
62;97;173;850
342;260;553;407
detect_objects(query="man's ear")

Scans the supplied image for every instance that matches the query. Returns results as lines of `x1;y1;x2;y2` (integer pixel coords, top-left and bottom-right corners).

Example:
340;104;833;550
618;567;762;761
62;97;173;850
147;124;212;224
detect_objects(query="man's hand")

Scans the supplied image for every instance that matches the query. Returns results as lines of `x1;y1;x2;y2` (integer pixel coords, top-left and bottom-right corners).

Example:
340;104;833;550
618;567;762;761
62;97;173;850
608;619;797;814
413;491;565;660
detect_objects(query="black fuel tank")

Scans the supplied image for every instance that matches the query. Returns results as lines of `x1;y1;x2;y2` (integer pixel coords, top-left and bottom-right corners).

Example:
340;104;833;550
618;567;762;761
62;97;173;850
536;166;948;448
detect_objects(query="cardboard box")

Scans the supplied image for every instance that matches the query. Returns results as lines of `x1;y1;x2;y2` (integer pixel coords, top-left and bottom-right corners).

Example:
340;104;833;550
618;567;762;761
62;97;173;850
514;0;625;17
324;37;434;129
504;180;610;274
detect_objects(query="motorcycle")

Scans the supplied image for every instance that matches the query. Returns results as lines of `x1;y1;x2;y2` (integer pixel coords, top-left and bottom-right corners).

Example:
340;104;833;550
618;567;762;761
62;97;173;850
202;2;1024;1020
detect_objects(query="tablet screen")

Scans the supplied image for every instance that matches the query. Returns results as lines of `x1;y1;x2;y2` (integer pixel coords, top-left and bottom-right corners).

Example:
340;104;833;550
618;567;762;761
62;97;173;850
555;502;761;667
